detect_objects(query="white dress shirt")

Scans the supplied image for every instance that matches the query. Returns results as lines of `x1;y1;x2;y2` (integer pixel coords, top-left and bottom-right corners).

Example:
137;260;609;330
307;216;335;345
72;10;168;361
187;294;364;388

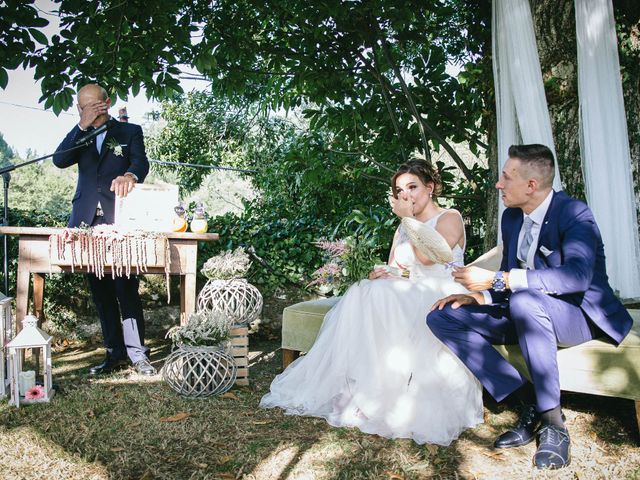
482;190;555;303
95;130;107;153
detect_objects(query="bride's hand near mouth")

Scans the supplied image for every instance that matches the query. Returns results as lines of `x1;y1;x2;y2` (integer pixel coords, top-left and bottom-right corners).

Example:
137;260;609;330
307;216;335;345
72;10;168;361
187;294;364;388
389;193;414;218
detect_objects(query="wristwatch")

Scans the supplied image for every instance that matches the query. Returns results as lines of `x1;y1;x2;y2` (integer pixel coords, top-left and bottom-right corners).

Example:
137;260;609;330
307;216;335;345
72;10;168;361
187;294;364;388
492;271;507;292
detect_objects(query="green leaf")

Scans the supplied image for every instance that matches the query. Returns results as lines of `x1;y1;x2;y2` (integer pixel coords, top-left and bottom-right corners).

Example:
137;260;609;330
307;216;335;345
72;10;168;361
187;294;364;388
28;28;48;45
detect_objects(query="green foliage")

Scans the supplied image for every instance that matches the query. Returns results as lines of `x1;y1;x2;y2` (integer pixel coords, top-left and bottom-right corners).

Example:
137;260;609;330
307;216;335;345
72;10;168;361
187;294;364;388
166;310;233;347
6;209;92;333
2;1;492;179
6;161;75;216
310;236;385;296
0;132;14;167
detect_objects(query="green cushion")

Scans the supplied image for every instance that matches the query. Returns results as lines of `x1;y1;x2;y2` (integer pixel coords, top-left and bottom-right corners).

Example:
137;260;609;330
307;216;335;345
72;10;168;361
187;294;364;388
281;297;340;352
493;309;640;400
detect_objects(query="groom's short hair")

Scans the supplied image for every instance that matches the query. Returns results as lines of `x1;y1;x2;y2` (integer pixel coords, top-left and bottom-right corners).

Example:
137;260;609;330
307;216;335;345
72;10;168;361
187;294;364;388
508;144;555;189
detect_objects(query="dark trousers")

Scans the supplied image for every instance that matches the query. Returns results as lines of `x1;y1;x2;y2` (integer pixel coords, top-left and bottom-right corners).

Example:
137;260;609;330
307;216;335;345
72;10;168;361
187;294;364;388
427;289;594;412
88;214;146;360
87;274;145;359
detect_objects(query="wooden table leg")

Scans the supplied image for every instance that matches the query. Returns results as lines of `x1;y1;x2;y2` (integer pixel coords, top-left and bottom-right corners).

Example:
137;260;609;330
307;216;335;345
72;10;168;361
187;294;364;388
15;258;30;332
33;273;45;326
180;273;196;322
32;273;46;370
180;274;187;325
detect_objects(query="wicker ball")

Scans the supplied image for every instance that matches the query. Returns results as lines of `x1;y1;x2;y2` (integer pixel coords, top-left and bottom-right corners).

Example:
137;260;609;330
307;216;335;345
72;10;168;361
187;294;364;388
197;279;263;326
162;346;237;397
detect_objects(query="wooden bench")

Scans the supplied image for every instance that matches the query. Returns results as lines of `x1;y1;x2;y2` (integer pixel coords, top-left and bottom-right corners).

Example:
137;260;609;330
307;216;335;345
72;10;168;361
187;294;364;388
281;247;640;432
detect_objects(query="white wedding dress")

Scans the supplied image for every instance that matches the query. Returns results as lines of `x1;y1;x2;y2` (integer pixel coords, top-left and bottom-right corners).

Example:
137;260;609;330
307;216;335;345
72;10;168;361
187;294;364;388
260;211;483;445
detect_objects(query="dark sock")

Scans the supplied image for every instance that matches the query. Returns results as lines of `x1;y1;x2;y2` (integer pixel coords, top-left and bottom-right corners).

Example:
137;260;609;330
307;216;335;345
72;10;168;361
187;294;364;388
513;382;536;406
540;406;564;428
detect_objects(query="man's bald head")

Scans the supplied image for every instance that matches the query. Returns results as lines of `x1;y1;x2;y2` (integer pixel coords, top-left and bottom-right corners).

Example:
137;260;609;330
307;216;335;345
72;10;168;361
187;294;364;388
77;84;108;104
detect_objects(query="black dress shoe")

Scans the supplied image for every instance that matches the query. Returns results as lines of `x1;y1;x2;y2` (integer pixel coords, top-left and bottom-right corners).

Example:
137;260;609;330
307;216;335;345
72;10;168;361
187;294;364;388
534;424;571;469
89;355;129;375
494;404;540;448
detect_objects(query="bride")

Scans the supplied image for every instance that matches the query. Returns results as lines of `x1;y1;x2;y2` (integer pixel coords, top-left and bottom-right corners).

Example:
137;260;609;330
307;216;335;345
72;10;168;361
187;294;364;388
260;158;483;445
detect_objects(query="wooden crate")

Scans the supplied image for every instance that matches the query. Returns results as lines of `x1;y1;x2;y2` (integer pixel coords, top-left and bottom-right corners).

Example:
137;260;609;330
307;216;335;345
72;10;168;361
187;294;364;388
228;326;249;386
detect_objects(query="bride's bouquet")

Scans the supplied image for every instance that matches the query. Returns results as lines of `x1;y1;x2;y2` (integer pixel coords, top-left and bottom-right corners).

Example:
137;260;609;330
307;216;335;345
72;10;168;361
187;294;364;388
308;236;382;296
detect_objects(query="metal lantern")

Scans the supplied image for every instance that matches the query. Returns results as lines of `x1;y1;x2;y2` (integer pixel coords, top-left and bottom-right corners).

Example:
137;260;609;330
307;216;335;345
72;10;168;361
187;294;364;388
7;315;55;407
162;346;237;397
0;294;13;398
197;279;263;326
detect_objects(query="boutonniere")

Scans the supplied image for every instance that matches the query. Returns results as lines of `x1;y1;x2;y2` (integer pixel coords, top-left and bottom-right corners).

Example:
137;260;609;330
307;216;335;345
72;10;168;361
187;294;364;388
106;138;124;157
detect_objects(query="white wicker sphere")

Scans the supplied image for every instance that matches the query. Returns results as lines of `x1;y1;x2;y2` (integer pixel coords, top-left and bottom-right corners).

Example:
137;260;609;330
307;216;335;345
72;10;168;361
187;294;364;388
197;279;263;326
162;346;237;397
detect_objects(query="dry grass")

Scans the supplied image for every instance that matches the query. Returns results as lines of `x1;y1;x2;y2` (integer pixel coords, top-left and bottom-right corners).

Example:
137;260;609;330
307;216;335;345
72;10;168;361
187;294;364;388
1;332;639;479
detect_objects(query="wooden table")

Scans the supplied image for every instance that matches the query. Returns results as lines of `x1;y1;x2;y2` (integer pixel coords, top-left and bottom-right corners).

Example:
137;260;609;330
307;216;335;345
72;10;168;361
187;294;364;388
0;227;219;327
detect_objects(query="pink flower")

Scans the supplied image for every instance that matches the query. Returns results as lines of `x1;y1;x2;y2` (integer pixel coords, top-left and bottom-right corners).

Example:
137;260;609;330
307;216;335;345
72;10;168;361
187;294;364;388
315;240;348;258
25;385;45;400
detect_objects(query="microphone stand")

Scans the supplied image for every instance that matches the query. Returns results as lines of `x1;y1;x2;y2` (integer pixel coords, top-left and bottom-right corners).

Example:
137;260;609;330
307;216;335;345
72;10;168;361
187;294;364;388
0;141;94;295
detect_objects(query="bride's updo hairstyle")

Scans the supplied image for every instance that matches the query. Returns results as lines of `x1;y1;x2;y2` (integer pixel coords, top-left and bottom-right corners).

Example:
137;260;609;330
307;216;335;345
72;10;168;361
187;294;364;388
391;158;443;200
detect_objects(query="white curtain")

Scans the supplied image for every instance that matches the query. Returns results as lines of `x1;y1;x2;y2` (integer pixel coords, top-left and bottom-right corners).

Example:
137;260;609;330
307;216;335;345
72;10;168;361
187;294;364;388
492;0;562;240
575;0;640;300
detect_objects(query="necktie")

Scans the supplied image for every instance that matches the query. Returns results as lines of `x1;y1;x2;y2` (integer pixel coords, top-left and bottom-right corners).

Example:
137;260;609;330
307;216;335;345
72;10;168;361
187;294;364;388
519;217;534;264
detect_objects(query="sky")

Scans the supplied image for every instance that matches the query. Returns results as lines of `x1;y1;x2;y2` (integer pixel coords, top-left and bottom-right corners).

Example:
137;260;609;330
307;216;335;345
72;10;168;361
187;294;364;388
0;68;162;158
0;0;193;159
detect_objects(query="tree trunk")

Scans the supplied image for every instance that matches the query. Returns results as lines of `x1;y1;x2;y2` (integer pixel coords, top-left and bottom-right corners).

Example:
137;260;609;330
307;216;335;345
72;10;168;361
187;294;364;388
530;0;585;199
530;0;640;218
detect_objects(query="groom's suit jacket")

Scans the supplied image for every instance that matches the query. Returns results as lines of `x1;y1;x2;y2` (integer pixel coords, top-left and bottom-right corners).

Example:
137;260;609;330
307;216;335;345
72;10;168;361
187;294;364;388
490;190;632;345
53;119;149;227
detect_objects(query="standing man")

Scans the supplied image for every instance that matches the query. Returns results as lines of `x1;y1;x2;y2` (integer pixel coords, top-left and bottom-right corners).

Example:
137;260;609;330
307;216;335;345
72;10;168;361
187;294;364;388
53;84;155;376
428;144;632;469
118;107;129;122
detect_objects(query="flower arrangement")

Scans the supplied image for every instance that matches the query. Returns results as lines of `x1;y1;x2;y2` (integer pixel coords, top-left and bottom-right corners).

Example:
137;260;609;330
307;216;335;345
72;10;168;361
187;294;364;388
201;247;251;280
309;237;382;296
166;310;234;347
24;385;45;400
105;137;123;156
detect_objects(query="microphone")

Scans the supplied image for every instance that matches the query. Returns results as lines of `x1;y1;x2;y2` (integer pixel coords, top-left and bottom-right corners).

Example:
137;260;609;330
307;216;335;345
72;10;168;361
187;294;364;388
75;119;116;146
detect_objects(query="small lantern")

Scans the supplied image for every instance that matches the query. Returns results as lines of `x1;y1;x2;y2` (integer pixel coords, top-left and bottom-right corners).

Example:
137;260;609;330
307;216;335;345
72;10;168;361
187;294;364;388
0;294;12;398
7;315;54;407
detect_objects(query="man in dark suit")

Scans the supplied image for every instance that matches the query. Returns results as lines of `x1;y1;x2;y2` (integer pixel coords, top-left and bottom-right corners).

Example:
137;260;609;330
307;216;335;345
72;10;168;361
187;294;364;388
53;84;155;376
427;144;632;469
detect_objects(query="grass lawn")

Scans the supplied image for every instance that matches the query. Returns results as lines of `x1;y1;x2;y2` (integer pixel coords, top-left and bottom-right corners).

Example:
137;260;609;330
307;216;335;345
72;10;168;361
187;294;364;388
1;319;639;479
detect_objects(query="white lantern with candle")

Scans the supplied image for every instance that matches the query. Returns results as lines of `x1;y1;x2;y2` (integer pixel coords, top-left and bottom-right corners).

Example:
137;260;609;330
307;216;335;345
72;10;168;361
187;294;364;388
0;294;13;398
7;314;54;407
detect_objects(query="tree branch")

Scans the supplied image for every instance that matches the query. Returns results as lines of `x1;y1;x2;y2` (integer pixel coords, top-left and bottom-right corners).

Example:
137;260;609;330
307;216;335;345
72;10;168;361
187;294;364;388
375;26;477;191
327;148;396;174
376;32;431;164
356;49;407;163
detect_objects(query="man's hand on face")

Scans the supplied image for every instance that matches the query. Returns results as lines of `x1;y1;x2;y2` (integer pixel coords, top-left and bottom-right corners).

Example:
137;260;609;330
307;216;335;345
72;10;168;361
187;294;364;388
110;174;136;198
451;266;495;292
79;100;109;130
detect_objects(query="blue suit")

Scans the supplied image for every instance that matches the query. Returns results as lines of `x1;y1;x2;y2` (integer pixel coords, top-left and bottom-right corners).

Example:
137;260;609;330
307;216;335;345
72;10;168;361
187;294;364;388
427;191;633;411
53;120;149;227
53;119;150;361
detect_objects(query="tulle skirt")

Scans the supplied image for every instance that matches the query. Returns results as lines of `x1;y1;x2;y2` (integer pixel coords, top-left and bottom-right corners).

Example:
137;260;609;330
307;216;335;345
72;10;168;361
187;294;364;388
260;268;483;445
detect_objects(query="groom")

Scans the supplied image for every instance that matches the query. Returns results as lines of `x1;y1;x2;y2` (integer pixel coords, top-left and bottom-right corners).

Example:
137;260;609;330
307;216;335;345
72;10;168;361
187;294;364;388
427;144;632;469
